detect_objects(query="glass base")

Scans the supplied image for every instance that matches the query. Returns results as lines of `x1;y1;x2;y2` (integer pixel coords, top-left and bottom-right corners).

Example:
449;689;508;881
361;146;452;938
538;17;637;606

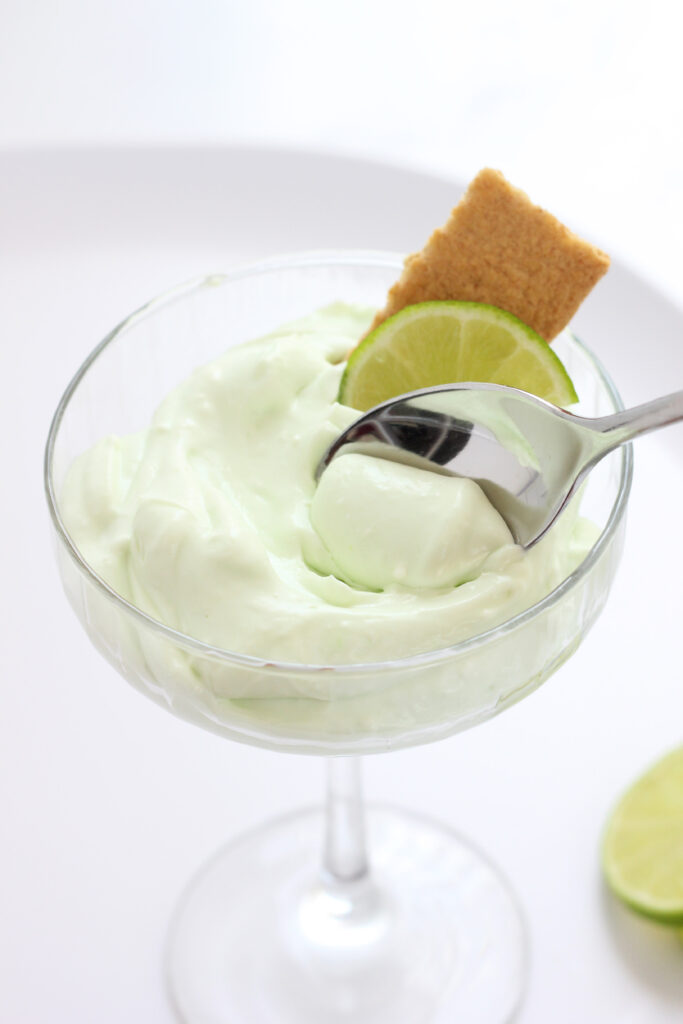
166;805;527;1023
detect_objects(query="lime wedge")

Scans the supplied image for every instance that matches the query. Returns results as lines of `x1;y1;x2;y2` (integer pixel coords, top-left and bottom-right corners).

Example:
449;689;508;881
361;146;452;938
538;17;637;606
338;301;578;411
602;746;683;925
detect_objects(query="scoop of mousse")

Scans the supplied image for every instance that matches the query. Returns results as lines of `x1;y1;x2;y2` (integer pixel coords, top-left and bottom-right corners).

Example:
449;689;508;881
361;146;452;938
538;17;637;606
308;452;514;591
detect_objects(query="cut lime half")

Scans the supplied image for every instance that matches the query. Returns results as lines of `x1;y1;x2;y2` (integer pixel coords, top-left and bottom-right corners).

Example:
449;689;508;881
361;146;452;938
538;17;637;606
602;746;683;925
339;301;578;411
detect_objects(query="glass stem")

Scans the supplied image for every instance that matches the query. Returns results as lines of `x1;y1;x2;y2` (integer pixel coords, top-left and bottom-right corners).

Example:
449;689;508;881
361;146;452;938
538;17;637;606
294;757;387;956
323;756;368;884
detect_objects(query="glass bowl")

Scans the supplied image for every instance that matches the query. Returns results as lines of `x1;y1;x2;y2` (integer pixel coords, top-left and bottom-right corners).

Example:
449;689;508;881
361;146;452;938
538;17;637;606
45;251;631;757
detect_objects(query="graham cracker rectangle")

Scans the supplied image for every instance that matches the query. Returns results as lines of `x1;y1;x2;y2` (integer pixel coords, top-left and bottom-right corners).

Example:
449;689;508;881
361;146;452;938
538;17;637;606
368;168;609;341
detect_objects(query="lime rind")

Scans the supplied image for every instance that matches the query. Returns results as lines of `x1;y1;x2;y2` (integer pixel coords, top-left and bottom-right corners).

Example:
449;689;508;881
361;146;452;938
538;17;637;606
339;301;579;412
602;746;683;926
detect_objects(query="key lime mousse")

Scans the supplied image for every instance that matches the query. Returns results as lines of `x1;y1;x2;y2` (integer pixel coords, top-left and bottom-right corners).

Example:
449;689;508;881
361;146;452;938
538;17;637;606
61;303;593;667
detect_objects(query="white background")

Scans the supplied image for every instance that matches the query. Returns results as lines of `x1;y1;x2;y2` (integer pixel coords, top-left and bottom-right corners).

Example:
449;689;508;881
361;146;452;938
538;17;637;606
2;2;683;1022
3;0;683;300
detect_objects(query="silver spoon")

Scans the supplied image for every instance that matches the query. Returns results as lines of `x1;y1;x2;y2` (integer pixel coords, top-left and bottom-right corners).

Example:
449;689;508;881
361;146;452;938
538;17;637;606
317;383;683;548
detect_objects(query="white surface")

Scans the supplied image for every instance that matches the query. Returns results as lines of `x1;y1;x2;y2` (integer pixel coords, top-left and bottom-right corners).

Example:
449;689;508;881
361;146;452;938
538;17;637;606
2;0;683;308
2;148;683;1023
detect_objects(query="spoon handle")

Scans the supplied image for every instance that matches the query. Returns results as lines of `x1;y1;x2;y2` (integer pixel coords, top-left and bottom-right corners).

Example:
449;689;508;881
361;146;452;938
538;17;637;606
587;389;683;451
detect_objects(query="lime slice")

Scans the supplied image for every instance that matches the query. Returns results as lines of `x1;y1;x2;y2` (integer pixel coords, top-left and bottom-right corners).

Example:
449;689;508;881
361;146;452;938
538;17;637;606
338;301;578;411
602;746;683;925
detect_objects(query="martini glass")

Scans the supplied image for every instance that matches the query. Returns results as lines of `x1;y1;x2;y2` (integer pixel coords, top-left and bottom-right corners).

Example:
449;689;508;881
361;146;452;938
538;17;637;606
45;252;632;1023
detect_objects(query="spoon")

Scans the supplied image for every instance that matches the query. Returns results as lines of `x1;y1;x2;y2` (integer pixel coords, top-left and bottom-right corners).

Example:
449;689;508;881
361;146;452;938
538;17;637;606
317;383;683;548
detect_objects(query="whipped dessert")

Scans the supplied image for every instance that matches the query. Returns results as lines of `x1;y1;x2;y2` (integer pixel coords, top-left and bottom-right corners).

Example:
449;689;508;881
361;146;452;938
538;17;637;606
61;303;594;666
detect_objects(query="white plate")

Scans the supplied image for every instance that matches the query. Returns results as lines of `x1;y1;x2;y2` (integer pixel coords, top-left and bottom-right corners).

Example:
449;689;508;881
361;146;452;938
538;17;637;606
2;147;682;1024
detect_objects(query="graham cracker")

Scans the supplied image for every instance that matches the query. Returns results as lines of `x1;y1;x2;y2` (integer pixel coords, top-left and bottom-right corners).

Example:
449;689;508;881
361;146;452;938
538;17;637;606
367;168;609;341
